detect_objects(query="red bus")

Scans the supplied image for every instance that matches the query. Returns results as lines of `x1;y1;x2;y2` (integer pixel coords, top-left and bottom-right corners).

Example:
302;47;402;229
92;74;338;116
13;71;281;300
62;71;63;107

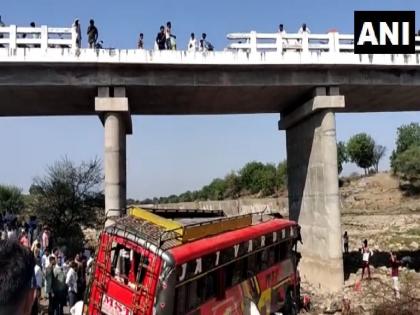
85;208;299;315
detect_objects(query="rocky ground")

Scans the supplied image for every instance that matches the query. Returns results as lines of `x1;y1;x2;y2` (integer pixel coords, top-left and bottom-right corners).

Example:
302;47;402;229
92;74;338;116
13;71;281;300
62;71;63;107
301;172;420;314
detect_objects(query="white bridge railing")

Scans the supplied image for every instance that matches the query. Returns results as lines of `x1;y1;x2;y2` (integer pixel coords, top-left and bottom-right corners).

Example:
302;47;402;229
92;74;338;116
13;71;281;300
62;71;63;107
227;30;420;53
0;25;76;49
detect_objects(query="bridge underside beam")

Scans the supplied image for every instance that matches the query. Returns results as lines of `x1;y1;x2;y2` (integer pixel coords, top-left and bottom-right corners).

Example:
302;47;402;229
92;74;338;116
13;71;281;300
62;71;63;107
95;87;132;226
279;87;344;292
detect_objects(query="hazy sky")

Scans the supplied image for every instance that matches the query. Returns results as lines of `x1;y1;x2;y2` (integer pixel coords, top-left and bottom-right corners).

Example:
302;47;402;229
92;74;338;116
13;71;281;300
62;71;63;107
0;1;419;199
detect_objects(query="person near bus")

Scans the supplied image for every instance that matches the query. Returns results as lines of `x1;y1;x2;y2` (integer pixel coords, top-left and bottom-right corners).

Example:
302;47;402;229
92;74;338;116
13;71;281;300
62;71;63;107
390;252;401;299
343;231;349;253
45;256;57;315
66;261;78;308
0;240;36;315
361;239;373;280
53;255;68;315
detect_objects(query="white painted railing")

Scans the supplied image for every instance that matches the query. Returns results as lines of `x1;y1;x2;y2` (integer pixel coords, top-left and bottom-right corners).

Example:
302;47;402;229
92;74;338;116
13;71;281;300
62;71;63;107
0;25;76;49
227;30;420;53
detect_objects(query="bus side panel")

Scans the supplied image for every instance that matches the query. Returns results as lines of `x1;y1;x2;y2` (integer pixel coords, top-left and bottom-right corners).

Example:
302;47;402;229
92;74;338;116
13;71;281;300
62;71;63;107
195;260;295;315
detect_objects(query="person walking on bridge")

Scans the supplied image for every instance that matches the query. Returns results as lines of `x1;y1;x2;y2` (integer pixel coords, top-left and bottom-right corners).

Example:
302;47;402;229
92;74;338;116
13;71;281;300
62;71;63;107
87;19;98;48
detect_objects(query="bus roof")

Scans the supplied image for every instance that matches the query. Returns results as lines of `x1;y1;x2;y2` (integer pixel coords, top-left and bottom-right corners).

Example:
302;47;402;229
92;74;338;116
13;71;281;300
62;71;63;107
169;218;296;265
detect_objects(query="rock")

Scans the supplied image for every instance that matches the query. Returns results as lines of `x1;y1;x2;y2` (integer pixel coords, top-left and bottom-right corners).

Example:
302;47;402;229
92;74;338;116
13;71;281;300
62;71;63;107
410;241;419;249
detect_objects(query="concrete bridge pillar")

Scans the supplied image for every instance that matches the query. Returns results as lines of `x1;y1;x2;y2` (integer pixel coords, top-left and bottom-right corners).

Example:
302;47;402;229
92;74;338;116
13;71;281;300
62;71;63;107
95;87;132;226
279;87;345;292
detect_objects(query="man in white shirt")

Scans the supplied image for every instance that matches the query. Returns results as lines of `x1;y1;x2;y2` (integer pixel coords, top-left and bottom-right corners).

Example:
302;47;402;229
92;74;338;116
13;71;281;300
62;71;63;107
188;33;197;52
66;261;78;308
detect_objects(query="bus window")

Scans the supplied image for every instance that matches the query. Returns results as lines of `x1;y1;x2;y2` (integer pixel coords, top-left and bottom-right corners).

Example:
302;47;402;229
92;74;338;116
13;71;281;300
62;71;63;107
187;280;201;311
110;244;151;288
279;242;288;261
175;285;186;315
204;271;216;300
247;253;258;276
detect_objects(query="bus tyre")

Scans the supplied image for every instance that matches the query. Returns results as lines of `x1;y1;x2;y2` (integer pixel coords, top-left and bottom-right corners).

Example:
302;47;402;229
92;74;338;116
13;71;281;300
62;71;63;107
283;289;298;315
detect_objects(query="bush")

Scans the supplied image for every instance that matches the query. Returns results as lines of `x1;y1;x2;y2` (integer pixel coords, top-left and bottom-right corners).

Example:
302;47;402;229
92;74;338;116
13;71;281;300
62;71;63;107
392;145;420;193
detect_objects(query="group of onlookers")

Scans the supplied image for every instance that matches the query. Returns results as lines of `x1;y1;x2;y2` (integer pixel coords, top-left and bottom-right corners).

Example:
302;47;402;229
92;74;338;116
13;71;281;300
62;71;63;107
151;21;214;52
0;212;93;314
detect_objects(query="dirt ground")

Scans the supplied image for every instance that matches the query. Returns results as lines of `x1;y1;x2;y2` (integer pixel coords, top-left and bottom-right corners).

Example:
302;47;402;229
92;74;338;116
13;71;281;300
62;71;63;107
302;172;420;314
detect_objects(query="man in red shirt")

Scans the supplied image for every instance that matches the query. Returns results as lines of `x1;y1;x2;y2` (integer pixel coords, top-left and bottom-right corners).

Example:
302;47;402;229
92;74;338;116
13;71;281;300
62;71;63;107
390;252;401;299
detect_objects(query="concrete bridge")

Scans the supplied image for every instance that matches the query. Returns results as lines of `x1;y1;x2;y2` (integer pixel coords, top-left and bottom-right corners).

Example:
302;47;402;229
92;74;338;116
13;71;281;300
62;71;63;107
1;25;420;292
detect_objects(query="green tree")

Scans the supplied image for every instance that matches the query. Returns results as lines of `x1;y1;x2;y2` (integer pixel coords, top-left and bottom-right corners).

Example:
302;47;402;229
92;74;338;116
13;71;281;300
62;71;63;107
258;164;277;196
178;191;193;202
391;123;420;171
347;133;375;175
0;185;25;214
239;162;267;194
337;141;348;175
224;172;241;199
393;146;420;193
372;145;386;173
206;178;227;200
30;157;103;256
276;160;287;190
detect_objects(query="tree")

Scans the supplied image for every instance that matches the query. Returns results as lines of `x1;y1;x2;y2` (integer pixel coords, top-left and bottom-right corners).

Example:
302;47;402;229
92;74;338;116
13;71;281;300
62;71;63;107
0;185;24;214
224;172;241;199
392;146;420;193
239;161;267;194
30;157;103;256
337;141;348;175
276;160;287;190
372;145;386;173
391;123;420;171
347;133;375;175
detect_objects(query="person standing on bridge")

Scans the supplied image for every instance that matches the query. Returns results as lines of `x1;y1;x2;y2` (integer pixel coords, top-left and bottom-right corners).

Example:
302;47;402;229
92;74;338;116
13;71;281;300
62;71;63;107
137;33;144;49
156;25;166;50
298;23;311;34
165;21;176;50
188;32;197;51
87;19;98;49
73;19;81;49
278;24;288;47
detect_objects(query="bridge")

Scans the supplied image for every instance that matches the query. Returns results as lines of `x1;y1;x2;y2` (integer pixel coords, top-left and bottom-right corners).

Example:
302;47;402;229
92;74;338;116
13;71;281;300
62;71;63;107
1;25;420;292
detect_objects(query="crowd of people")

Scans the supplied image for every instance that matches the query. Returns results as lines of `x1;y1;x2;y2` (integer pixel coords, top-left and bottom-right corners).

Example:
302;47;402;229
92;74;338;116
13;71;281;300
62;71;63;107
0;213;94;315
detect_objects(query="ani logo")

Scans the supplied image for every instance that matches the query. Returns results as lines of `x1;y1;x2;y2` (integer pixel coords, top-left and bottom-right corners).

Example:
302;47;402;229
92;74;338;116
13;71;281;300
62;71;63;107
354;11;415;54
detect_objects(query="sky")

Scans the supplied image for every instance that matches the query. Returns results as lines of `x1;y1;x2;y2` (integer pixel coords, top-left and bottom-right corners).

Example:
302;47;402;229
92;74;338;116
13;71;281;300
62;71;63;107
0;1;419;199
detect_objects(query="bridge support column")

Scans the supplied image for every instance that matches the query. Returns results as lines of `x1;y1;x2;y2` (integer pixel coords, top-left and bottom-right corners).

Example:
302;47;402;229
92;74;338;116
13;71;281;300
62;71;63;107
95;87;132;226
279;87;345;292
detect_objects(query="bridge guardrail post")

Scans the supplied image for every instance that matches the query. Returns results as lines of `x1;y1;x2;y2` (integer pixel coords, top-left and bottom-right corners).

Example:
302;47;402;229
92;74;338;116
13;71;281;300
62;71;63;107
41;25;48;50
9;25;17;50
328;31;338;53
250;31;257;54
302;31;309;54
276;33;283;53
71;27;77;51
